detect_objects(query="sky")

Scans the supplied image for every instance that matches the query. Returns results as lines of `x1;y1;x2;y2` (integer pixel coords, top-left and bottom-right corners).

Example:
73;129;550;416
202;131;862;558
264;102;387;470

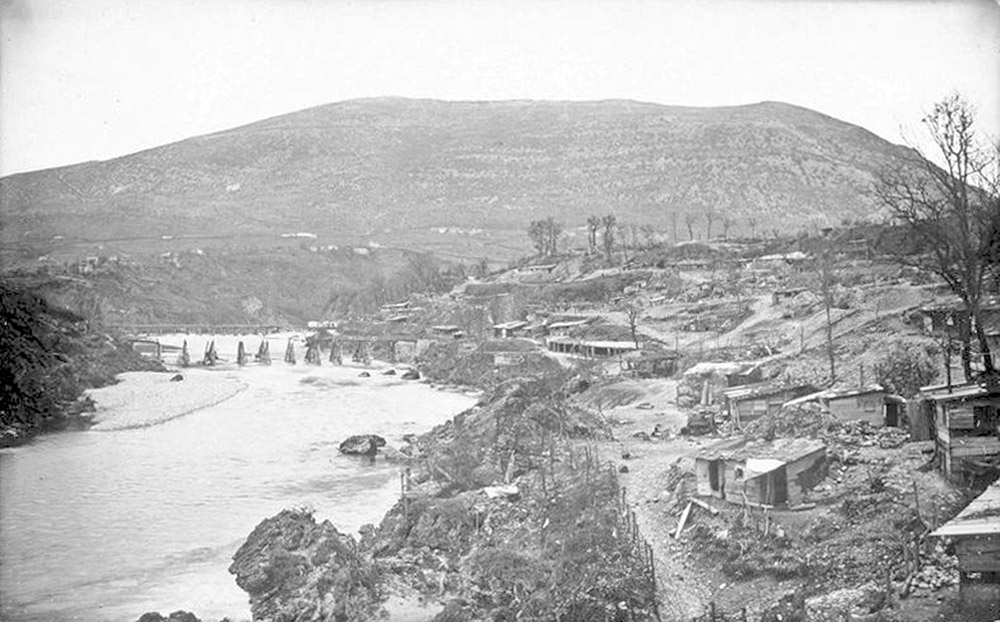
1;0;998;176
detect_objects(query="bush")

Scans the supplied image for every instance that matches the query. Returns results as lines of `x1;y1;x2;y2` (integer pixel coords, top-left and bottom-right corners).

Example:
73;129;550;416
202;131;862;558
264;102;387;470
872;338;939;398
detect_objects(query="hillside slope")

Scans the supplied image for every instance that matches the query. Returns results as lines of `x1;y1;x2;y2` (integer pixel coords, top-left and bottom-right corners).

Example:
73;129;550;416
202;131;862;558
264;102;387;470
1;98;923;252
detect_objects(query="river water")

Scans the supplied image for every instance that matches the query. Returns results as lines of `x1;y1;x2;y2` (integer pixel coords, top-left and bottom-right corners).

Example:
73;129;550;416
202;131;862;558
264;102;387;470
0;335;478;622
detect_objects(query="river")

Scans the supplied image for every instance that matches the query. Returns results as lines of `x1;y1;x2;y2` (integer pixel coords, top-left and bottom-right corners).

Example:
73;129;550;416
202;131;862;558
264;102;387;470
0;334;478;622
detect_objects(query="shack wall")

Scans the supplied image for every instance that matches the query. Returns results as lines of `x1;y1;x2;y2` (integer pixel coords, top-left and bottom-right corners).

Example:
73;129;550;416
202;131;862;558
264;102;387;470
827;393;884;425
784;448;827;506
955;534;1000;573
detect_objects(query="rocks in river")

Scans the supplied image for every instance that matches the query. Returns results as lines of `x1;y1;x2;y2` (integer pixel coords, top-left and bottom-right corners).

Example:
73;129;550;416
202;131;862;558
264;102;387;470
400;369;420;380
135;611;201;622
339;434;387;456
358;371;371;378
382;368;397;375
229;509;383;622
169;373;184;382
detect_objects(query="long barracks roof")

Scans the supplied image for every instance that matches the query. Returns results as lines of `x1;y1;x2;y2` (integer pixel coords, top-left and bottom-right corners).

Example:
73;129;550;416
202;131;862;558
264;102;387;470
546;336;640;350
931;479;1000;537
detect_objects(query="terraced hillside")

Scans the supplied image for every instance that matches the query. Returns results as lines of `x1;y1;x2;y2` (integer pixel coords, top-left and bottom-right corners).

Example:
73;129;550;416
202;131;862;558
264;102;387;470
1;98;926;258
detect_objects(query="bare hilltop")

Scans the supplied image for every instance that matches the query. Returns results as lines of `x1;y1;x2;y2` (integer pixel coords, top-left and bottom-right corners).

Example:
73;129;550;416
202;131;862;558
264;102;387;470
2;98;924;259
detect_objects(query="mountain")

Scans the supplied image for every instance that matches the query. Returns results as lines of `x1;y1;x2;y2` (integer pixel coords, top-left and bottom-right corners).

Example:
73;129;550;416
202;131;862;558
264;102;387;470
0;97;923;259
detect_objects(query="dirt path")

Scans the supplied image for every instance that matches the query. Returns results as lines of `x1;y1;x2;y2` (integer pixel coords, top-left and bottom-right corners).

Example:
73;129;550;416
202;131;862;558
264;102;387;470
586;378;714;620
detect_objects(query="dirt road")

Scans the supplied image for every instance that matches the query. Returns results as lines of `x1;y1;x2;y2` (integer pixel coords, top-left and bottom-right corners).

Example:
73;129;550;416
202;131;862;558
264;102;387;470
586;378;713;620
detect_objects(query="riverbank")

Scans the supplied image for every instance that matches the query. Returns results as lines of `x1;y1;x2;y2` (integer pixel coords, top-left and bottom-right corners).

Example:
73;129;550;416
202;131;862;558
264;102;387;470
0;280;165;448
226;370;660;622
87;370;246;431
2;347;480;622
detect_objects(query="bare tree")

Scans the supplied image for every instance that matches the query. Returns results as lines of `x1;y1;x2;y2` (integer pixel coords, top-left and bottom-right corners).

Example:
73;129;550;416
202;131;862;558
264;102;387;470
527;218;564;256
683;212;698;241
623;303;641;348
545;216;563;256
721;215;734;240
704;207;716;240
873;94;999;382
640;224;656;248
586;215;601;255
601;214;617;260
746;216;759;240
668;210;680;243
527;220;547;256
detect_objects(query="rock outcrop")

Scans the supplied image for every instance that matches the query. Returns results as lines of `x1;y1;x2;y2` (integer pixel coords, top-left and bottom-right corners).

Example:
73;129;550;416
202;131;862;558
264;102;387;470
339;434;387;456
229;509;384;622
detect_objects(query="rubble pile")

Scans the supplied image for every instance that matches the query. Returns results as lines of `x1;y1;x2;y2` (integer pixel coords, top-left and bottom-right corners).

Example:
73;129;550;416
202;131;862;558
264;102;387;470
743;403;837;439
659;460;696;512
804;584;890;622
822;420;910;449
908;545;959;593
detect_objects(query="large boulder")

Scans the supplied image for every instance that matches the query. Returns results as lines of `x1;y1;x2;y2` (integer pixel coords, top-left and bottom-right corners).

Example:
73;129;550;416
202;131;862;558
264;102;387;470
339;434;387;456
400;369;421;380
229;509;384;622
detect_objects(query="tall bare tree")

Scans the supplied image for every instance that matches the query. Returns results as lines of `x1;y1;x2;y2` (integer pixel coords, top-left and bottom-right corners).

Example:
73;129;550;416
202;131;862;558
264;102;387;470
586;215;601;255
601;214;617;261
668;210;680;243
746;216;758;240
704;207;717;240
683;212;698;241
721;215;734;240
623;303;641;348
874;94;999;382
527;218;564;256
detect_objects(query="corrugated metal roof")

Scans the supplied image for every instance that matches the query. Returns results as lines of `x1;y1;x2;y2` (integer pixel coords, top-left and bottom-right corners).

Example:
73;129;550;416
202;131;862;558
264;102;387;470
921;382;1000;402
493;321;528;330
931;480;1000;537
697;437;826;463
722;381;815;401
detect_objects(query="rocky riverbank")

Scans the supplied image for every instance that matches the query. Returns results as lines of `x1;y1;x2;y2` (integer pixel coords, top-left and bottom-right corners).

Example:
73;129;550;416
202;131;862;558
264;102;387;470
225;372;659;621
1;280;164;447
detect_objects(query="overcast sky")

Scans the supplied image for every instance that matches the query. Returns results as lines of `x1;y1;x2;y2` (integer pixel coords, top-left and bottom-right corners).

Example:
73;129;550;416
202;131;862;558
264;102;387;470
1;0;997;176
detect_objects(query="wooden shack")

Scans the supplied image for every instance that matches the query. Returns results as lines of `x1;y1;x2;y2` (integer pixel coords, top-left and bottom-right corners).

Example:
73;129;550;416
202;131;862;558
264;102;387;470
431;325;465;339
784;384;904;427
921;382;1000;479
721;381;819;426
623;350;682;378
931;480;1000;613
695;437;827;507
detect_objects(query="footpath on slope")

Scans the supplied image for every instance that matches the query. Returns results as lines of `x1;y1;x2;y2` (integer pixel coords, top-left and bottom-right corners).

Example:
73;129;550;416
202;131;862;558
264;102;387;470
582;378;713;620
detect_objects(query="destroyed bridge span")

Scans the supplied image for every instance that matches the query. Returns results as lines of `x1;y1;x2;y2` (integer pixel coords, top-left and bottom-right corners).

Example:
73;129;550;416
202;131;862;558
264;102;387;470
107;324;284;336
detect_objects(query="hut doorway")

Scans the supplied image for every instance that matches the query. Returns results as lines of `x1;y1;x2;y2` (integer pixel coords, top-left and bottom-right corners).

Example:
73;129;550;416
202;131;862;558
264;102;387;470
709;460;724;495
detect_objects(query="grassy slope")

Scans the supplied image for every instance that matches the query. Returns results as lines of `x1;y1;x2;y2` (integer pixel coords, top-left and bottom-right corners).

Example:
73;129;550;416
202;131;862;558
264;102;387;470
1;98;925;258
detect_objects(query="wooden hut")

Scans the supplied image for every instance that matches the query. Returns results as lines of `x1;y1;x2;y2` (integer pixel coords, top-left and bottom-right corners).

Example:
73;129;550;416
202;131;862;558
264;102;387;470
920;382;1000;479
720;381;819;426
931;480;1000;612
695;437;827;507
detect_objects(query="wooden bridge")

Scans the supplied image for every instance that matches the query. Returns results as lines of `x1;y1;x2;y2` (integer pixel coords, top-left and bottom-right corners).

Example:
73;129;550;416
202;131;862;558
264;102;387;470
108;324;283;336
324;334;421;365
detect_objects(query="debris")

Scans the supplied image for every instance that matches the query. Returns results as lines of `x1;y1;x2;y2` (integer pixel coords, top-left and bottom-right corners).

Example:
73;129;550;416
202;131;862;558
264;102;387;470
674;501;693;538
